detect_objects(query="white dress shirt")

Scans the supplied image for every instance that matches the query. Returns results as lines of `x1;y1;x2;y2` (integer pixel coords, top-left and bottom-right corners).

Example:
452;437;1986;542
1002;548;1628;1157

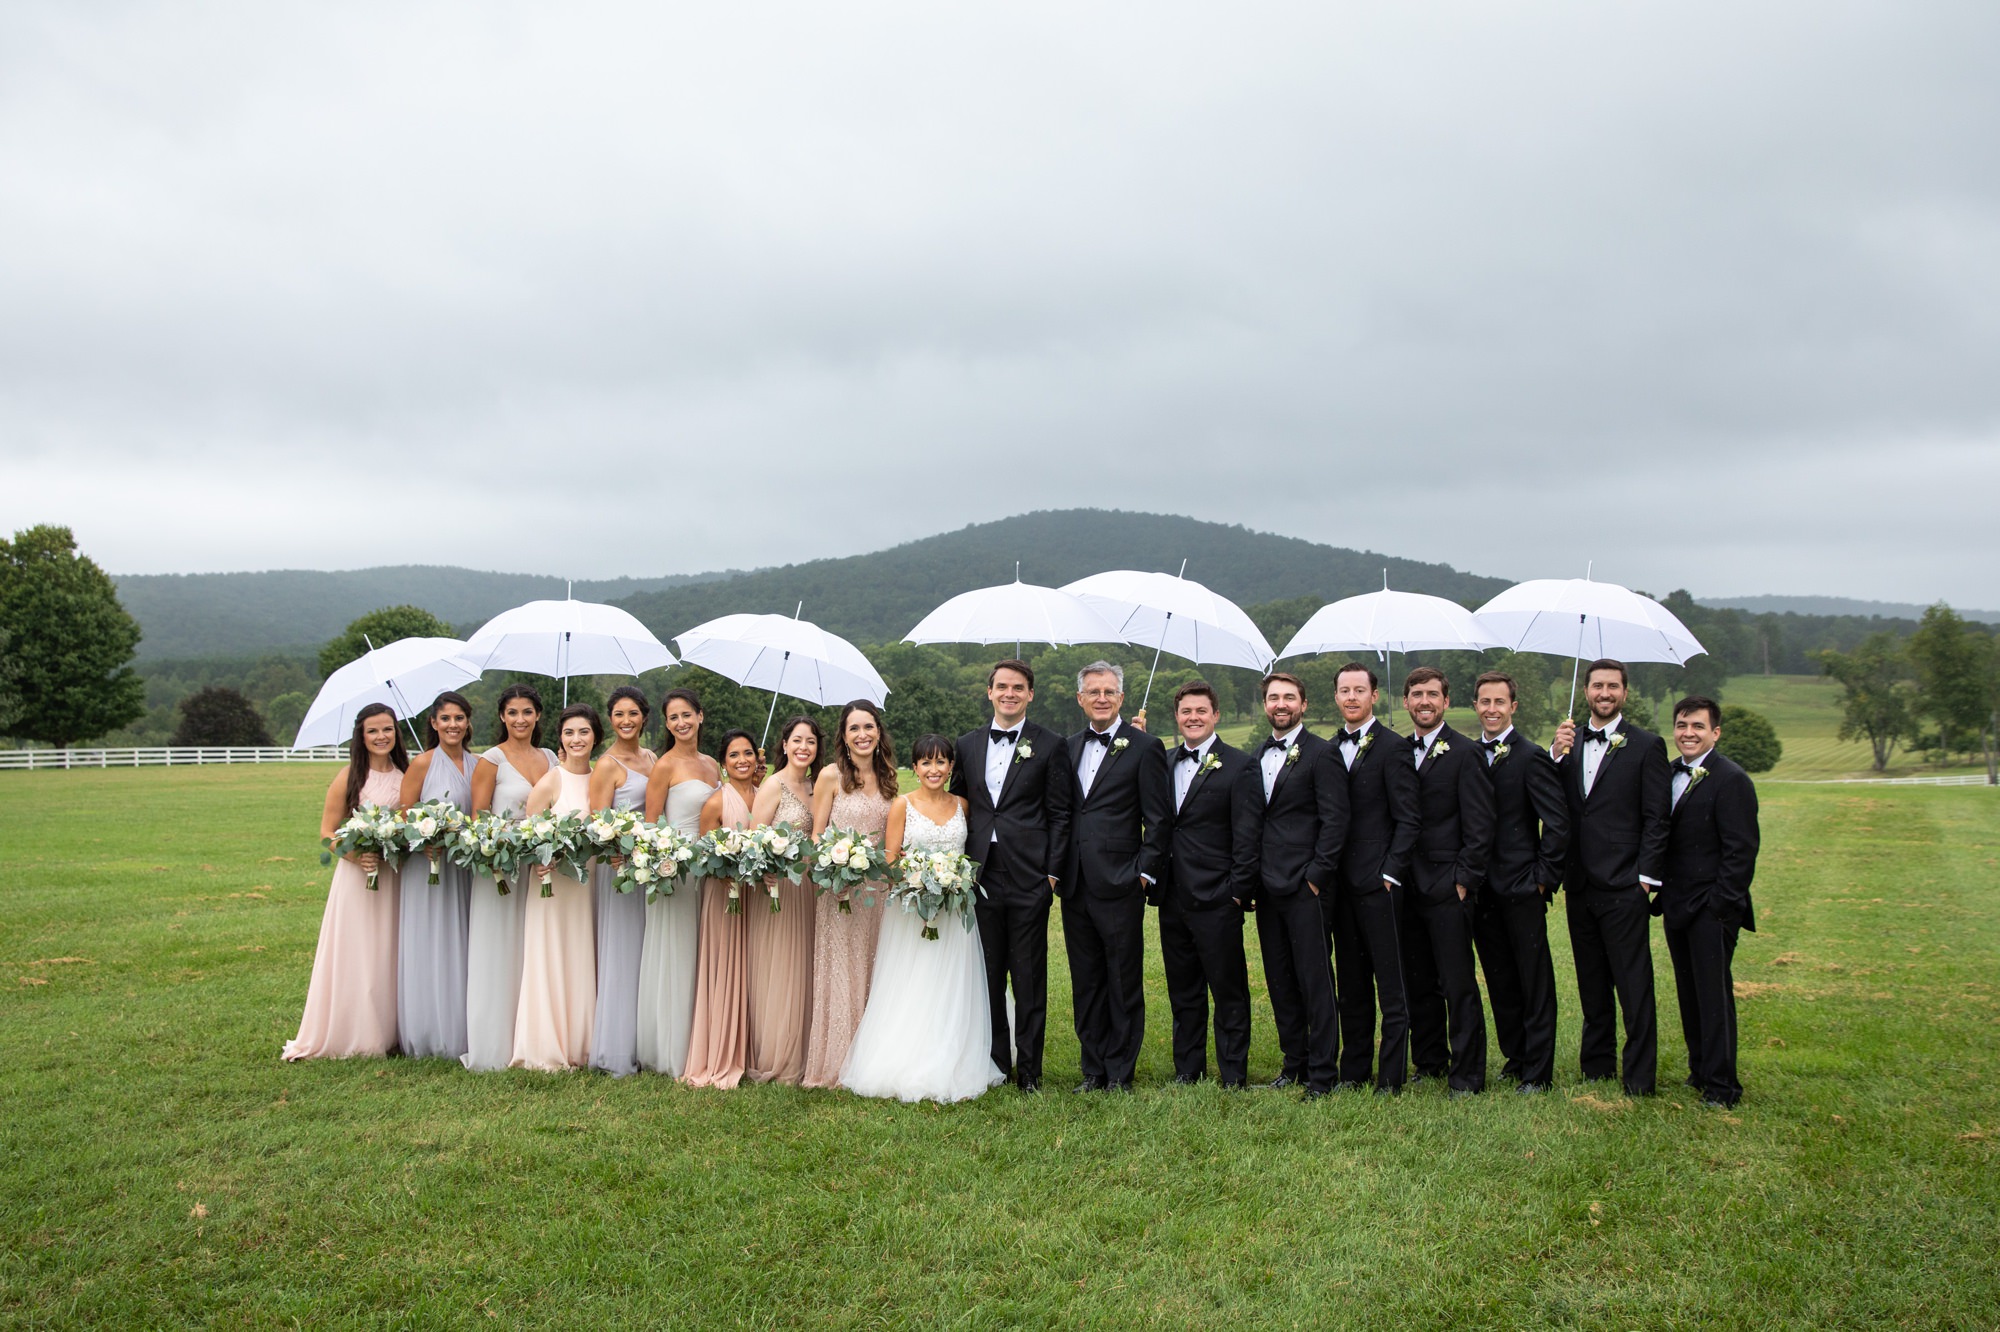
1672;746;1713;809
1336;716;1377;770
1482;724;1516;766
1577;715;1622;797
1410;724;1442;769
1173;734;1217;811
984;718;1023;843
1075;717;1121;798
1260;723;1303;799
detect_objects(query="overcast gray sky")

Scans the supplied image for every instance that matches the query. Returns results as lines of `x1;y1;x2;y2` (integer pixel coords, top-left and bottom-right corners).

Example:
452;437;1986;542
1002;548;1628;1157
4;1;1996;605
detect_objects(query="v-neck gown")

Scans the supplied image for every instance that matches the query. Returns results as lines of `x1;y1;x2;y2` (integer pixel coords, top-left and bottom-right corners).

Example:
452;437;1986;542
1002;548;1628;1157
284;767;403;1061
801;783;891;1089
636;779;711;1076
745;781;816;1084
589;758;651;1077
682;784;752;1089
511;767;597;1070
398;748;475;1060
462;745;554;1072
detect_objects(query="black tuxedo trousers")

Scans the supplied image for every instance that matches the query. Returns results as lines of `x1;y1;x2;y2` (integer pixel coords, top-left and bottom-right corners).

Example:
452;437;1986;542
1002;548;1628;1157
1255;887;1340;1090
1472;892;1558;1087
1665;904;1742;1105
1331;882;1410;1090
1401;890;1487;1092
1566;882;1658;1094
1158;895;1250;1084
973;852;1052;1085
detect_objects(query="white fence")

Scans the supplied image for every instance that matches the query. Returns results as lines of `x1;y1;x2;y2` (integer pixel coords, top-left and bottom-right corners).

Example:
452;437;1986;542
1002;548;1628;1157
1770;773;1995;787
0;746;346;770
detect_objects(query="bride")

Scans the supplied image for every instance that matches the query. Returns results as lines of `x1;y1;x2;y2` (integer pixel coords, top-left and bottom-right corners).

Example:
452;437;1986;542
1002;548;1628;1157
840;734;1007;1104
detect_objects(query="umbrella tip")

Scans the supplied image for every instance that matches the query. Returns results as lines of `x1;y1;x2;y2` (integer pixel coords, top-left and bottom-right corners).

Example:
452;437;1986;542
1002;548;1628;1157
1382;568;1388;590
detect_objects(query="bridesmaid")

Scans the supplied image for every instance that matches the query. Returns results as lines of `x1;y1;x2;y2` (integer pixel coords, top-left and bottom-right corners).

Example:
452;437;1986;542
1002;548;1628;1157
801;700;897;1089
637;688;719;1076
587;686;655;1077
744;715;823;1084
511;704;601;1070
394;691;476;1060
681;729;759;1089
284;703;408;1060
464;684;554;1072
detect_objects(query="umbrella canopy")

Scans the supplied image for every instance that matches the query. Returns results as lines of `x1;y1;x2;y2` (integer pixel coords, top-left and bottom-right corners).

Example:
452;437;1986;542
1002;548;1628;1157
292;636;484;750
1473;575;1706;710
1276;583;1502;658
1060;569;1277;673
675;612;890;707
462;598;678;680
904;578;1128;649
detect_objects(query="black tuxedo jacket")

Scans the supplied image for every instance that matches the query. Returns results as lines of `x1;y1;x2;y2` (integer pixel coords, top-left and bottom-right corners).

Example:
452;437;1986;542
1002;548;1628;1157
1162;739;1262;909
1478;729;1569;900
1336;721;1420;893
1409;723;1496;905
1557;719;1672;890
951;719;1072;905
1661;750;1759;932
1253;728;1347;903
1062;723;1173;901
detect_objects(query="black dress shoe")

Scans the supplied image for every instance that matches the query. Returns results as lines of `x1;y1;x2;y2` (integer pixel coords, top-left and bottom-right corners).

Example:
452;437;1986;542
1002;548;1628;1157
1268;1073;1300;1090
1624;1083;1655;1098
1374;1083;1402;1097
1449;1086;1477;1101
1515;1081;1549;1096
1219;1080;1246;1091
1302;1088;1329;1102
1017;1078;1041;1094
1072;1076;1107;1094
1684;1075;1701;1090
1701;1095;1738;1110
1105;1080;1133;1094
1173;1073;1202;1086
1336;1080;1368;1094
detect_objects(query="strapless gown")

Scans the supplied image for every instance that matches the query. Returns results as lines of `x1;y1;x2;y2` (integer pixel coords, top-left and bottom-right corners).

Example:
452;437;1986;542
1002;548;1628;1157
636;778;710;1076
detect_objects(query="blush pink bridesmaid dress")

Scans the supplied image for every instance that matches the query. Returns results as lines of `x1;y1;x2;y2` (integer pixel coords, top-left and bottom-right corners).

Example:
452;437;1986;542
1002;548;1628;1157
509;767;597;1071
284;766;404;1061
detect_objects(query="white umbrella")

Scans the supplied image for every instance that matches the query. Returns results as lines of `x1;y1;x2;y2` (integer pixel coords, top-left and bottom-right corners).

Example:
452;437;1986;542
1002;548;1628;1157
904;571;1128;655
292;636;484;750
1061;563;1277;713
463;590;678;704
1473;572;1706;711
1276;573;1502;694
674;605;890;744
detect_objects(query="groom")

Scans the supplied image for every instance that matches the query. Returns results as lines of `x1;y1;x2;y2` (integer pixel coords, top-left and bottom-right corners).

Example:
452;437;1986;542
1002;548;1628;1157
952;660;1072;1093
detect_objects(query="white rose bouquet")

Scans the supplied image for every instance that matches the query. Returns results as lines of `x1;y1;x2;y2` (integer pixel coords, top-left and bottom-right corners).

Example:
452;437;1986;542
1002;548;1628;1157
890;848;983;941
610;820;696;902
583;807;646;869
448;811;525;895
396;799;468;885
517;809;592;897
692;825;756;914
808;825;889;914
744;822;810;912
322;804;404;891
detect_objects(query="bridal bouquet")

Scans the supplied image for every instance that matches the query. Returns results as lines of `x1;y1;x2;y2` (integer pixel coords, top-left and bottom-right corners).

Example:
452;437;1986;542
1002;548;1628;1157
746;822;810;913
613;820;697;902
890;848;983;941
448;811;525;895
583;807;647;868
518;809;592;897
686;825;755;913
809;825;889;914
322;804;404;891
397;799;468;885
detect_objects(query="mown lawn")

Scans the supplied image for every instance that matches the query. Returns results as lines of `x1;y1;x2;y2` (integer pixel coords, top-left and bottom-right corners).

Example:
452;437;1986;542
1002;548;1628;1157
2;766;1997;1328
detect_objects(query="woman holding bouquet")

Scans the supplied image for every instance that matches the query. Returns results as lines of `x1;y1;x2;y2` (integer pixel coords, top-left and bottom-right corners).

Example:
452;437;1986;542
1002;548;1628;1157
801;701;895;1089
510;704;603;1070
464;685;554;1072
284;703;409;1061
744;715;823;1084
681;729;760;1088
393;691;476;1061
637;689;717;1076
840;734;1004;1103
586;686;655;1077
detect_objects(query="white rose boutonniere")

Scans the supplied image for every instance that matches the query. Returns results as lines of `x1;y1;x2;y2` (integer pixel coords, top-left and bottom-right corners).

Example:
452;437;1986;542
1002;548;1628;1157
1284;744;1301;767
1608;732;1628;752
1432;739;1451;757
1492;742;1511;761
1356;731;1375;757
1014;741;1033;763
1199;753;1223;776
1111;737;1129;754
1688;763;1709;787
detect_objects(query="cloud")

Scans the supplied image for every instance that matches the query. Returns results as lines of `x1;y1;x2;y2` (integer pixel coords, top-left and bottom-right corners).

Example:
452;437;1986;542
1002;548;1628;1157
2;0;1996;604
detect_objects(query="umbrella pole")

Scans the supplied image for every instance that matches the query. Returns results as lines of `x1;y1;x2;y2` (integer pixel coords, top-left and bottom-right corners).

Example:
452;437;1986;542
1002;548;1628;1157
1139;613;1172;714
1566;613;1586;716
759;649;792;749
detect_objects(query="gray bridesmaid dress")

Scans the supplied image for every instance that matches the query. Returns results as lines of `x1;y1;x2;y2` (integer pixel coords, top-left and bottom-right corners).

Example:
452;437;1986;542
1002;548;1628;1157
635;779;712;1077
588;759;651;1076
462;745;555;1072
397;747;475;1059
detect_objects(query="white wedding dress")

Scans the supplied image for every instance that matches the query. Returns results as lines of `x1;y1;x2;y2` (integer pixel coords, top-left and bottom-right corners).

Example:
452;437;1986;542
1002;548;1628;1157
840;803;1006;1104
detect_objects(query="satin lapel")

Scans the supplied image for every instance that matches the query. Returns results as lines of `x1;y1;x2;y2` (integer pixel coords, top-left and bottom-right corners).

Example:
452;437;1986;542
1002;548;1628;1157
1584;736;1620;805
1266;743;1299;804
993;728;1029;810
1181;758;1218;811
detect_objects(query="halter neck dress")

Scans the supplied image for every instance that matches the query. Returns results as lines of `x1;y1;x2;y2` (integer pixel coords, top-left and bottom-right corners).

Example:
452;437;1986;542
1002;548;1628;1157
283;766;403;1061
398;747;475;1060
744;779;817;1084
636;776;711;1076
589;754;652;1077
462;744;554;1071
511;766;597;1070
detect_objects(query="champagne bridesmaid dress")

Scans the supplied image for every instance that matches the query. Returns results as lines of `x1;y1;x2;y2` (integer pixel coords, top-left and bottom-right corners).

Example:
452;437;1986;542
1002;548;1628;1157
800;783;892;1088
284;767;403;1060
397;748;475;1060
635;778;710;1076
462;746;554;1072
588;759;651;1077
511;767;597;1070
682;784;752;1089
744;781;816;1084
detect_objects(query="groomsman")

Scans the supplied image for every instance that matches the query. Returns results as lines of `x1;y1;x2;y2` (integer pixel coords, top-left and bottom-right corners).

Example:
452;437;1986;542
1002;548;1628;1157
1248;672;1346;1097
952;659;1073;1093
1551;659;1672;1096
1156;680;1261;1088
1660;696;1760;1108
1330;663;1420;1094
1470;670;1569;1094
1398;668;1495;1095
1061;661;1172;1092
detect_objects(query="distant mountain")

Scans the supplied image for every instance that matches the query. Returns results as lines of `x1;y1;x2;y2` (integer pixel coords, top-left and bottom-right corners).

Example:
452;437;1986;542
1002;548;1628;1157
1702;594;2000;625
116;566;733;659
614;509;1511;645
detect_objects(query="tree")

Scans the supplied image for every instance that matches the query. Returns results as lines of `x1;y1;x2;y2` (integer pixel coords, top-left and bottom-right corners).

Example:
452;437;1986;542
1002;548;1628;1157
264;690;313;746
172;686;274;746
319;605;457;677
1716;705;1782;774
0;525;145;748
883;677;986;752
0;627;23;733
1905;605;1992;763
1817;634;1914;772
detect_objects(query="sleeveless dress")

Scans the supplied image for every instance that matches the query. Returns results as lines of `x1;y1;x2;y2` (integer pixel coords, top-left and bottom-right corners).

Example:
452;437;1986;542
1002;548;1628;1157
284;766;403;1060
462;745;554;1072
397;748;474;1060
636;779;711;1076
800;782;891;1089
511;767;597;1070
682;784;753;1088
840;802;1005;1103
744;780;817;1085
589;756;652;1077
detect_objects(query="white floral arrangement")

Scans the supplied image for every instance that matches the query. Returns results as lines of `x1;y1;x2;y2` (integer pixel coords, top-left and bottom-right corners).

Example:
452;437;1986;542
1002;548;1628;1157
809;825;890;914
890;848;984;940
446;811;525;895
517;809;592;897
1111;736;1129;754
397;799;468;885
322;803;404;891
1199;752;1223;776
1014;740;1034;763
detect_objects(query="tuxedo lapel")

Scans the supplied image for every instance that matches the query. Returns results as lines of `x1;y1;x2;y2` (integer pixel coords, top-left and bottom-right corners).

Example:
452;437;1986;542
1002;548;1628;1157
1181;754;1217;811
993;726;1029;810
1266;739;1299;804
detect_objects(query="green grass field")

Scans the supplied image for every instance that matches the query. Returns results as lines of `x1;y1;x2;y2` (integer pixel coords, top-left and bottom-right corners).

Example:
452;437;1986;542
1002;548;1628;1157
4;765;1998;1328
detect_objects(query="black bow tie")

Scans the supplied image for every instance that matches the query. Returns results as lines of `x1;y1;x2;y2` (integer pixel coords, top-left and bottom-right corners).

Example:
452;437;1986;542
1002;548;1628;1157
1176;745;1203;765
1263;736;1292;753
1479;737;1501;750
1085;729;1114;747
1672;757;1695;774
1583;728;1613;746
989;729;1019;745
1339;730;1364;747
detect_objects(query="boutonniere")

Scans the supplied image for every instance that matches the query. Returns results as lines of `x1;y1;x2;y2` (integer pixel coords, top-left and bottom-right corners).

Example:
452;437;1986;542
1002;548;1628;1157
1687;764;1709;786
1199;753;1223;776
1111;737;1129;754
1013;741;1033;763
1607;732;1628;752
1431;739;1451;757
1492;742;1511;762
1284;744;1301;767
1356;732;1375;756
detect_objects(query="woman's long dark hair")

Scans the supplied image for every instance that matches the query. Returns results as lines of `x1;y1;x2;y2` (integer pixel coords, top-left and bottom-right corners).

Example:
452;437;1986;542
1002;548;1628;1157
492;684;544;750
774;714;827;782
344;702;410;817
423;690;472;751
716;728;759;786
834;699;897;796
658;687;702;753
603;685;652;747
